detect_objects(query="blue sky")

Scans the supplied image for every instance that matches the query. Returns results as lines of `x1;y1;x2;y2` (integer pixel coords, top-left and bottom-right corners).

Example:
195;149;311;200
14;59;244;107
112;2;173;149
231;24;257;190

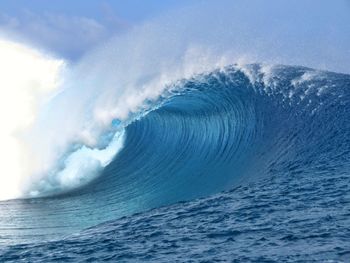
0;0;191;22
0;0;349;73
0;0;194;59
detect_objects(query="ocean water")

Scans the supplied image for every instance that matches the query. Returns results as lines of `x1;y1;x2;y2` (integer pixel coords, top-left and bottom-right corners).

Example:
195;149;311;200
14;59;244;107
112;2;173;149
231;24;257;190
2;170;349;262
0;64;349;262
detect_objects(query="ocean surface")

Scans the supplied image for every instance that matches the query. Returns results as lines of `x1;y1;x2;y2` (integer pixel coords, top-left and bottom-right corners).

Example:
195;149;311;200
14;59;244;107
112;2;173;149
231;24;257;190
0;64;349;262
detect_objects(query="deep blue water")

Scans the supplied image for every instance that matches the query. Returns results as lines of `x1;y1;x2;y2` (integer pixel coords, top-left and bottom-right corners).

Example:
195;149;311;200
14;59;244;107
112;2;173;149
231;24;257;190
0;64;349;262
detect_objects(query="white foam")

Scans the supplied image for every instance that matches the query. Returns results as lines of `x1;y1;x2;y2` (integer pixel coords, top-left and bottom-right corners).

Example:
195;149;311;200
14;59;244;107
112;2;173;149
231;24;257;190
0;39;64;200
29;129;125;196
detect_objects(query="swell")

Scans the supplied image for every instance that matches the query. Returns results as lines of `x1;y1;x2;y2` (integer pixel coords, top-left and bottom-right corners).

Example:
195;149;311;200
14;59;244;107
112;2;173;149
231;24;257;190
1;64;349;244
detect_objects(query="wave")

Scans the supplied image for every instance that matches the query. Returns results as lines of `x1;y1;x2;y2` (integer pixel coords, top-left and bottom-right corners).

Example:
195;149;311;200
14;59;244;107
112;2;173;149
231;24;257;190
1;63;349;244
28;63;350;199
2;0;350;202
71;63;350;203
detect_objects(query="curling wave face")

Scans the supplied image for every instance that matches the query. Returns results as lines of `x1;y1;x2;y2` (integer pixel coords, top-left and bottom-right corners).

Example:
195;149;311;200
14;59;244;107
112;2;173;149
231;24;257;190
0;64;349;245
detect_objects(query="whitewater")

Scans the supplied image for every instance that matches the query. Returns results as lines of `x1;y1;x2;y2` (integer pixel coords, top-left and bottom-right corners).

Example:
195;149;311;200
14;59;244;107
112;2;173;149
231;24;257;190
0;0;349;262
